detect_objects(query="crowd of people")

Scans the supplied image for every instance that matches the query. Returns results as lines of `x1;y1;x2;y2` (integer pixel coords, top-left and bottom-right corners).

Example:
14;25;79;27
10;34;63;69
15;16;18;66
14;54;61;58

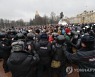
0;23;95;77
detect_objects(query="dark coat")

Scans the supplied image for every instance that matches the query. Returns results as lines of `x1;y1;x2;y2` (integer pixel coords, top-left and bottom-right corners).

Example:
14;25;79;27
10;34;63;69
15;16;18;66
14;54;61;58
64;47;95;77
0;40;11;59
0;40;11;72
35;40;52;65
52;44;66;62
7;51;39;77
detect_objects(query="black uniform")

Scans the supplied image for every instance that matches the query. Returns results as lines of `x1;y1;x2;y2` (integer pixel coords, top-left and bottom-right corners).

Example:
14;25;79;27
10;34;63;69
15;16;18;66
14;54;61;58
64;35;95;77
51;35;67;77
7;51;39;77
0;33;11;73
35;35;52;77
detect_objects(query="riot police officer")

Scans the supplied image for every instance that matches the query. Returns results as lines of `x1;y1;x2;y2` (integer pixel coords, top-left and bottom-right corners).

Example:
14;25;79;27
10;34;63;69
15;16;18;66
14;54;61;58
64;35;95;77
35;33;52;77
51;35;67;77
7;40;39;77
0;32;11;73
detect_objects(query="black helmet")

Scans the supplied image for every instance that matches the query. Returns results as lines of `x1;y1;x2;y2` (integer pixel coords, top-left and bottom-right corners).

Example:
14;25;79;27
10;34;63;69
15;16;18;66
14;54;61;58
71;31;78;35
7;30;17;35
0;32;6;38
16;33;25;40
27;33;35;40
52;33;58;40
71;31;79;39
21;30;28;36
56;35;65;45
81;35;95;47
11;41;25;52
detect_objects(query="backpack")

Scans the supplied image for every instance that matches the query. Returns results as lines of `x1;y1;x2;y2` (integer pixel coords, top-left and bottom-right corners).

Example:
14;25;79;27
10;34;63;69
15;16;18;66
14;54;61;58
51;44;65;68
51;60;61;68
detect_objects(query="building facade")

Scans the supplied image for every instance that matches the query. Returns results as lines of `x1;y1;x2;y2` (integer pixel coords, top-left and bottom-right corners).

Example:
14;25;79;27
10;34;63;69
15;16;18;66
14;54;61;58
68;10;95;24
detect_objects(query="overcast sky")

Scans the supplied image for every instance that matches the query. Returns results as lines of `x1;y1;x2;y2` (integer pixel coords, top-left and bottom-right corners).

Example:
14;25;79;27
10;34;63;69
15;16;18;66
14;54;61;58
0;0;95;21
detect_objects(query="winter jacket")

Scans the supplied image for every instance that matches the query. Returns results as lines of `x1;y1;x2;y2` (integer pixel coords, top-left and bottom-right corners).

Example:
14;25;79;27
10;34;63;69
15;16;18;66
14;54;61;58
7;51;39;77
35;40;52;65
64;47;95;77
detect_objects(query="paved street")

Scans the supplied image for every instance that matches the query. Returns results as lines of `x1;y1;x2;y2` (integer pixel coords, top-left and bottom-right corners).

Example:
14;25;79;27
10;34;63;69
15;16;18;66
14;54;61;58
0;61;12;77
0;61;79;77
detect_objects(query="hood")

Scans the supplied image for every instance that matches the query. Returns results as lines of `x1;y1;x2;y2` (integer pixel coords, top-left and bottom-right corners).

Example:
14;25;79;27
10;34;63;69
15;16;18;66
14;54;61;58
8;51;28;65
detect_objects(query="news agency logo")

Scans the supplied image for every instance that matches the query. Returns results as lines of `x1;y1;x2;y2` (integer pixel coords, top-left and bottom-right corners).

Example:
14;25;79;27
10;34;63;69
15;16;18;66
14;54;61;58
66;66;73;74
66;66;95;74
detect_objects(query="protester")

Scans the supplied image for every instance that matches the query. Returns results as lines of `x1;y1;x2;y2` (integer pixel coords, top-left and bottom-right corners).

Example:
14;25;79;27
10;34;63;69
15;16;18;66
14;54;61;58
0;23;94;77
